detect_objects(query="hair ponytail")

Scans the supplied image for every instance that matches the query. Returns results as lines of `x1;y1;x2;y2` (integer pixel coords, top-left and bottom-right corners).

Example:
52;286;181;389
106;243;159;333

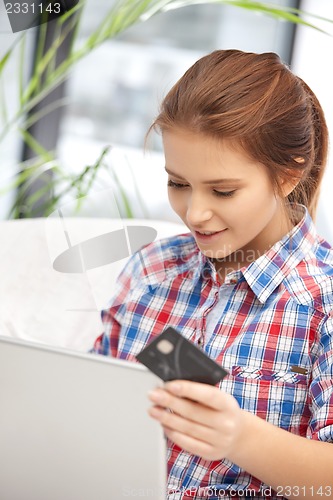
287;78;329;220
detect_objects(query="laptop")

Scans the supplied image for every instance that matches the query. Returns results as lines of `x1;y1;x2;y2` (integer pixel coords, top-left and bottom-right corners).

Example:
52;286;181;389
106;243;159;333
0;335;166;500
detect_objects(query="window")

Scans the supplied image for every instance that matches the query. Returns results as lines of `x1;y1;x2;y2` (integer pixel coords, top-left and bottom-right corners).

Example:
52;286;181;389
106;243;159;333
54;0;299;220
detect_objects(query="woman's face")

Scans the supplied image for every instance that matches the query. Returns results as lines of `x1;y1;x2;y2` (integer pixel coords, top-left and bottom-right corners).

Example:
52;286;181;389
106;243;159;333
163;129;292;267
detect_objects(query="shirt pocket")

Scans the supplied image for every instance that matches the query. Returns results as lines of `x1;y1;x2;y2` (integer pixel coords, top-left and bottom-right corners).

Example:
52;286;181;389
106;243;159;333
226;365;310;432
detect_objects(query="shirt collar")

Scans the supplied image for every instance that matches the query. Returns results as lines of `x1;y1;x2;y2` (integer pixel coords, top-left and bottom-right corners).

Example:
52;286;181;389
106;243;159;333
242;205;317;303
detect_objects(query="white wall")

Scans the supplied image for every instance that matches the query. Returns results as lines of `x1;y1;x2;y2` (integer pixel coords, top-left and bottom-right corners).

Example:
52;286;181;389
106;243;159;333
292;0;333;241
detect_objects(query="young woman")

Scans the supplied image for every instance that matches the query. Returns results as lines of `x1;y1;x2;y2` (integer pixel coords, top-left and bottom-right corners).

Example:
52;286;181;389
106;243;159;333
92;50;333;499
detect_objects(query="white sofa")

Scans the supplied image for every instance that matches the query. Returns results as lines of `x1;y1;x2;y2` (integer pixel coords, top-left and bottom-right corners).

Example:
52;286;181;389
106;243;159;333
0;217;187;352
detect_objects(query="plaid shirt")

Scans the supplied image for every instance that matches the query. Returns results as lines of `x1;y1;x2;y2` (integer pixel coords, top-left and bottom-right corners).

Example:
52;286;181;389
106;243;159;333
92;206;333;499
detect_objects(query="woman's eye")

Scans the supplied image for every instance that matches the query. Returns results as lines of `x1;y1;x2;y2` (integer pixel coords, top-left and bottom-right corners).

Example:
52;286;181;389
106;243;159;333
214;190;236;198
167;180;188;189
168;180;236;198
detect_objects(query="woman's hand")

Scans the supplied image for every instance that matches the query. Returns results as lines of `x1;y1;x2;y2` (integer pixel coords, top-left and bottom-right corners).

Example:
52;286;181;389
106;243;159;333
148;381;333;498
148;380;244;461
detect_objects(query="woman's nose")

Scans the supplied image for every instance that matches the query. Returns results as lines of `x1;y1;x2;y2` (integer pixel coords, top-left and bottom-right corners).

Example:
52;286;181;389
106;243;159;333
186;194;213;226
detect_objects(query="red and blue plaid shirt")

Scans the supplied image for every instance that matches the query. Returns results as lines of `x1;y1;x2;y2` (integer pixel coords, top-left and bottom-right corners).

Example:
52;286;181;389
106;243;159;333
92;205;333;499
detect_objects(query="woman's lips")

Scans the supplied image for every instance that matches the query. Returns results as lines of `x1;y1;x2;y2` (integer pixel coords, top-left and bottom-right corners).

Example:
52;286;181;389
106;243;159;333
194;229;227;243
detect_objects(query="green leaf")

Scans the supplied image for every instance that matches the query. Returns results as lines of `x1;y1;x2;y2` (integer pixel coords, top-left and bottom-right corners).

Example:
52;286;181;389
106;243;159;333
0;48;13;77
22;97;69;131
57;0;84;25
159;0;332;33
18;127;54;162
0;77;8;124
108;161;135;218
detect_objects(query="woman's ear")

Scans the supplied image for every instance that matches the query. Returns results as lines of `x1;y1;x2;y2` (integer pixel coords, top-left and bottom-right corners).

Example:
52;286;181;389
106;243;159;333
281;157;305;197
280;176;301;197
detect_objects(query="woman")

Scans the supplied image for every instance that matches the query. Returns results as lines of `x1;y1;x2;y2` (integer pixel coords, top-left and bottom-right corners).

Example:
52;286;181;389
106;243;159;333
93;50;333;499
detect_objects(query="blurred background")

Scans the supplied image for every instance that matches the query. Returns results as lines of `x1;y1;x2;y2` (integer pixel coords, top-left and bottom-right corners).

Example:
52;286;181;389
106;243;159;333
1;0;332;238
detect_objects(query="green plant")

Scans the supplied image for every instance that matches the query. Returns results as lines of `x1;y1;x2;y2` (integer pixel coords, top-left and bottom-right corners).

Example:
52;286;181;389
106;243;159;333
1;0;332;218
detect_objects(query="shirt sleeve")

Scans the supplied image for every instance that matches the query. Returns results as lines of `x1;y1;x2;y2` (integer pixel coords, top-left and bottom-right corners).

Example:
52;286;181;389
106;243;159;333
90;250;144;357
307;314;333;442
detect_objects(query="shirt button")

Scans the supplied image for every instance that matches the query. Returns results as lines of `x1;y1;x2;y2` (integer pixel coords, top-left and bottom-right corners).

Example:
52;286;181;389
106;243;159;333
198;338;203;346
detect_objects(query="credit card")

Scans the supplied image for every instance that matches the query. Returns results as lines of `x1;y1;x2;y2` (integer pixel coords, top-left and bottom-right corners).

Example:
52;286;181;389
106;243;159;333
136;326;228;385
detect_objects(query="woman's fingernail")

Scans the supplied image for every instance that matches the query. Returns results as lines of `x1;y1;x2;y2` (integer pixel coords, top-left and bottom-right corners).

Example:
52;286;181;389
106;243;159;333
148;390;164;403
149;407;163;418
165;382;181;395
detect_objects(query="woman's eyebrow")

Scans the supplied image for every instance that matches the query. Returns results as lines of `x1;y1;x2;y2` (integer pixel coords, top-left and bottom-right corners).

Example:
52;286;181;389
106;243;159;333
164;167;243;185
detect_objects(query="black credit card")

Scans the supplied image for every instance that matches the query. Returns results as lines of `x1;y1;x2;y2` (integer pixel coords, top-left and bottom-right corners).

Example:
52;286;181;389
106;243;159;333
136;326;228;385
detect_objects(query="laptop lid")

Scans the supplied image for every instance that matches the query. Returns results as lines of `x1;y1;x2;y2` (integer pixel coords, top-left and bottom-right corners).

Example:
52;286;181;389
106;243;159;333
0;336;166;500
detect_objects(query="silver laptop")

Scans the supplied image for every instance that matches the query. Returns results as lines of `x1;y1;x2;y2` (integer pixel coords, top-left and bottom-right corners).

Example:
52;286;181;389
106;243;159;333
0;335;166;500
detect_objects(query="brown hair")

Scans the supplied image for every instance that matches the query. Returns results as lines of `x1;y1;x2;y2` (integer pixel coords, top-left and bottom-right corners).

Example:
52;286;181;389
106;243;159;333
149;49;329;222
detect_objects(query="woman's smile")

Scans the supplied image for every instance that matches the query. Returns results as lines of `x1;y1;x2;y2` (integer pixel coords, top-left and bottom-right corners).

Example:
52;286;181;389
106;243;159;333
194;228;228;243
